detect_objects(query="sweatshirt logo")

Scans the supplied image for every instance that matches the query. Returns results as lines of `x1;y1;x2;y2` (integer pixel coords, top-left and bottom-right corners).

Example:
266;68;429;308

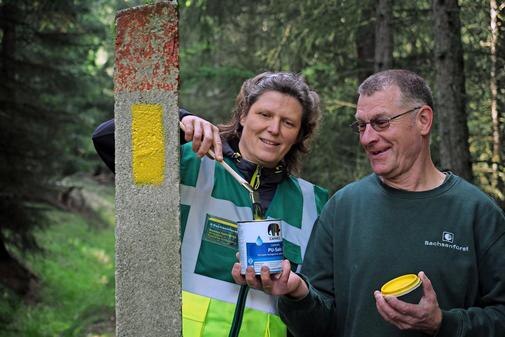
424;231;469;252
442;231;454;243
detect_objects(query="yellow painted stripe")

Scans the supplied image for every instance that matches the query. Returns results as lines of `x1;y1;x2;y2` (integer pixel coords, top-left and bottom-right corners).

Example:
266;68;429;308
131;103;165;185
208;217;237;228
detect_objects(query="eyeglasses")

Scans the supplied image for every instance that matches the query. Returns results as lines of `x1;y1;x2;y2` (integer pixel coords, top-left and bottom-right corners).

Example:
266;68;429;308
350;106;421;134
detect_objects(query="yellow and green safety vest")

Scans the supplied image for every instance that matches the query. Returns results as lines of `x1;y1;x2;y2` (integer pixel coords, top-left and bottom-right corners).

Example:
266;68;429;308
180;143;328;337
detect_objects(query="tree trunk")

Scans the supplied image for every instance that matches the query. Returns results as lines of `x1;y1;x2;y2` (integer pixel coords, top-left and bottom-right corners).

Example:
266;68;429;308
494;0;504;207
489;0;502;194
432;0;473;181
0;1;16;102
375;0;393;71
356;4;376;83
0;240;37;297
0;2;38;298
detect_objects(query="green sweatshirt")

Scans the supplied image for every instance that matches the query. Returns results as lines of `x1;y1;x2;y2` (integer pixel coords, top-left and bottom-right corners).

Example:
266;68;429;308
278;173;505;337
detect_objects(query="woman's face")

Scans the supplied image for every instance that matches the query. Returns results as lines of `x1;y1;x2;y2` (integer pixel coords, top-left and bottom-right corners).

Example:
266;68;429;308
238;91;303;168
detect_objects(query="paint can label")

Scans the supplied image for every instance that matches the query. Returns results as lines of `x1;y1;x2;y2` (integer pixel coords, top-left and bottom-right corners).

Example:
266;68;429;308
238;219;283;275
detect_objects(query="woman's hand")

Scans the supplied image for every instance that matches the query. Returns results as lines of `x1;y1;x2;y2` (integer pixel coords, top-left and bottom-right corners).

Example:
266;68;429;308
181;115;223;161
231;258;309;299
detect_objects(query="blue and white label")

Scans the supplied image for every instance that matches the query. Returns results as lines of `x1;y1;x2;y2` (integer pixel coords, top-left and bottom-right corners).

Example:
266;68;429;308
238;219;283;274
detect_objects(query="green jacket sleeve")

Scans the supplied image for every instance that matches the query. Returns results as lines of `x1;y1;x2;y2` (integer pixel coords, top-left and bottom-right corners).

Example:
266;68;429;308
278;199;338;336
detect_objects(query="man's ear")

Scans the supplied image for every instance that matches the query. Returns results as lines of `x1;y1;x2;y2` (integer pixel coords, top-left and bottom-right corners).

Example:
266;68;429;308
417;106;433;136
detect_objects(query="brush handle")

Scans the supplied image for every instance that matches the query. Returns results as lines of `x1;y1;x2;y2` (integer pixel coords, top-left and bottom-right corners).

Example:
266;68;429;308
179;121;253;194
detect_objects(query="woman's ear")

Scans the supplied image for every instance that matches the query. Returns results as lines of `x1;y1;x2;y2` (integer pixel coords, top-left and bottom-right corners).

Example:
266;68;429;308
417;106;433;136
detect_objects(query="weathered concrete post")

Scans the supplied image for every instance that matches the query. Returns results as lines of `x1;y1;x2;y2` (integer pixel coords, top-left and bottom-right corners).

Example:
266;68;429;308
114;2;181;336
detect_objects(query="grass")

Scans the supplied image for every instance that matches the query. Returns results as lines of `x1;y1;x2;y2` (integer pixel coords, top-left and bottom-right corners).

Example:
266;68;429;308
0;176;116;337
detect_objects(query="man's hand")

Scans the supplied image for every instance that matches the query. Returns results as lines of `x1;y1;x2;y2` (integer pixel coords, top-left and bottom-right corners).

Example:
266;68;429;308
180;115;223;161
374;271;442;335
231;258;309;299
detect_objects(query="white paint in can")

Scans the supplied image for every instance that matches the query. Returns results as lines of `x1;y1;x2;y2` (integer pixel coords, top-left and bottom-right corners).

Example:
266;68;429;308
238;219;283;275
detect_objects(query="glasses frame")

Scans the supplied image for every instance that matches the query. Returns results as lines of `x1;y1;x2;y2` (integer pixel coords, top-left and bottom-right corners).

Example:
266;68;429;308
350;106;422;134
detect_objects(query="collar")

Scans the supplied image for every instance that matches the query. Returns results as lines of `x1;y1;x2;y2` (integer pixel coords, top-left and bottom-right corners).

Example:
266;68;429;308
222;138;287;189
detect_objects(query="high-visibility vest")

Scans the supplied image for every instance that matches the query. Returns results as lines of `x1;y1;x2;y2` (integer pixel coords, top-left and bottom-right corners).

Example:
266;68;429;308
180;143;328;337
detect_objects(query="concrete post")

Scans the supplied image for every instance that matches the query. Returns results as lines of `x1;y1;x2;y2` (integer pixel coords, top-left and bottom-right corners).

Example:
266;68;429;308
114;2;181;336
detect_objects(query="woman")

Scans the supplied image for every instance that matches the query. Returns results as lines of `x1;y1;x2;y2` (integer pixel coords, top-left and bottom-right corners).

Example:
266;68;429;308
92;72;328;337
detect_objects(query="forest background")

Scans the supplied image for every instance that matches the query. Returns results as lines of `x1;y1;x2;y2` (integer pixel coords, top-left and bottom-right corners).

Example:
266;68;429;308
0;0;503;336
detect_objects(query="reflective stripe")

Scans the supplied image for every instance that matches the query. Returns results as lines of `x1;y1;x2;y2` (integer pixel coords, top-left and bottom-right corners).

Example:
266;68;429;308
282;178;317;272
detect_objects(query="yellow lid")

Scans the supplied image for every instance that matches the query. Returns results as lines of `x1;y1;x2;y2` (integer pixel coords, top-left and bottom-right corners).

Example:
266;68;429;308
381;274;421;297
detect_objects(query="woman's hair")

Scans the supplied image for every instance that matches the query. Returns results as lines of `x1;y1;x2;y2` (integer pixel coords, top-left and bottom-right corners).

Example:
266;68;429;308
219;72;321;174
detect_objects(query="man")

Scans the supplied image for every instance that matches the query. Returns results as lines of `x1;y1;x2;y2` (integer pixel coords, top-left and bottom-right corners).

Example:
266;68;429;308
232;69;505;336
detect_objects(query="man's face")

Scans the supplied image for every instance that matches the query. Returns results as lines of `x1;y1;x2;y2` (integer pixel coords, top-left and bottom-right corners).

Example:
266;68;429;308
355;85;424;181
238;90;302;168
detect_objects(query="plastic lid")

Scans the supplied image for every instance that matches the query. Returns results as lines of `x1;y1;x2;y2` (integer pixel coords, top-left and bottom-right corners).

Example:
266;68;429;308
381;274;421;297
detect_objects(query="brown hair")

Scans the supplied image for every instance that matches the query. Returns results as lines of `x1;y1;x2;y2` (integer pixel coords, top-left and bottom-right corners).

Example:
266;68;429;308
219;72;321;173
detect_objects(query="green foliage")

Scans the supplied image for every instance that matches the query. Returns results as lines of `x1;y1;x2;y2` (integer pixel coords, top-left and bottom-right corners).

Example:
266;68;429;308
462;0;505;200
0;0;114;269
178;0;368;189
179;0;504;203
0;179;115;337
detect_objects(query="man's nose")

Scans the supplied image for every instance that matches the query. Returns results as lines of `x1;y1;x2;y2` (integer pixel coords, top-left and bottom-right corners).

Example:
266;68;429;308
359;123;379;145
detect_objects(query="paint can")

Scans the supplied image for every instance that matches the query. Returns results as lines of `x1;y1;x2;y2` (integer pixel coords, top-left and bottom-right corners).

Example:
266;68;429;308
380;274;423;304
238;219;283;275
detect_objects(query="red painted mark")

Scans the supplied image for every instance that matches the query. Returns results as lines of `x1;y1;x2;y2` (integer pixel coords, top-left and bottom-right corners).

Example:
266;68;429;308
115;3;179;93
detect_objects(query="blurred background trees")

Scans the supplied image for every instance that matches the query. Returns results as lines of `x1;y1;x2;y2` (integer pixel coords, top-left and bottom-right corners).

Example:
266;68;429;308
0;0;503;309
0;0;114;297
179;0;504;196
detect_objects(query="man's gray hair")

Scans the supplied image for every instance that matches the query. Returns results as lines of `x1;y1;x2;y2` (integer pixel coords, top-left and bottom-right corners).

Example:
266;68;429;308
358;69;434;109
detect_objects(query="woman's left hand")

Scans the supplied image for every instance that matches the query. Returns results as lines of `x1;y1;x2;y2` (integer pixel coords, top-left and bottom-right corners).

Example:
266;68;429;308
231;259;309;299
